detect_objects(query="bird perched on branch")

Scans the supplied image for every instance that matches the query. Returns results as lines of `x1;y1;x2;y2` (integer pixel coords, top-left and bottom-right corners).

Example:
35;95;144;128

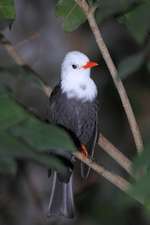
48;51;99;218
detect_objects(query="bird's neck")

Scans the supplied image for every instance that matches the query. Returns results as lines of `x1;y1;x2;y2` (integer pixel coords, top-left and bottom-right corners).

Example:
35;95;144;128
61;75;97;102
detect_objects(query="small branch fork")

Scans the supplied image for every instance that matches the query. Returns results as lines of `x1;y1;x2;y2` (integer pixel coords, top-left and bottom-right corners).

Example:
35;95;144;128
75;0;144;154
74;151;130;192
2;36;132;193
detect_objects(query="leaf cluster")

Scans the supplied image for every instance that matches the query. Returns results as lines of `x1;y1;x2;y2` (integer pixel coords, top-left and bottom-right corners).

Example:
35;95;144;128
0;0;15;19
0;36;76;176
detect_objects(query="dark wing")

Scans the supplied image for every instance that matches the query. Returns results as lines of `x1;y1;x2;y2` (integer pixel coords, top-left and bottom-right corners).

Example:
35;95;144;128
48;85;98;179
48;84;74;182
49;84;60;100
81;111;98;178
48;84;60;123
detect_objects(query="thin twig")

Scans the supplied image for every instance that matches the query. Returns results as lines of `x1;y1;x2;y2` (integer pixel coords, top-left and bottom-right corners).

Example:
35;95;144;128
14;32;40;48
3;43;24;65
99;134;132;175
74;151;130;192
75;0;144;153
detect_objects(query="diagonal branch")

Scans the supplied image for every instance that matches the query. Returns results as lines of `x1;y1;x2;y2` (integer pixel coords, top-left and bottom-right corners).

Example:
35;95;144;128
74;151;130;192
98;134;132;175
75;0;144;153
3;42;24;65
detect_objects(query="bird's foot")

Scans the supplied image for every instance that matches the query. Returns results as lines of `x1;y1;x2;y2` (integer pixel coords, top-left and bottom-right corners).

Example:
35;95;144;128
80;144;88;158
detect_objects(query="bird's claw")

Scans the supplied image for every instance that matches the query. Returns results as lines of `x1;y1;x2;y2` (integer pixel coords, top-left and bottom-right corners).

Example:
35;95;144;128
80;144;88;159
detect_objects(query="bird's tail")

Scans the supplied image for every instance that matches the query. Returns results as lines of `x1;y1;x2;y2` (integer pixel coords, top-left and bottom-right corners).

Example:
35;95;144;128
48;171;75;218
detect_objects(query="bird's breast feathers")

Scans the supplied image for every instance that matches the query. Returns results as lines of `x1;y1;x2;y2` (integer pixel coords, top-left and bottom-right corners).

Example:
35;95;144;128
49;84;98;144
61;75;97;102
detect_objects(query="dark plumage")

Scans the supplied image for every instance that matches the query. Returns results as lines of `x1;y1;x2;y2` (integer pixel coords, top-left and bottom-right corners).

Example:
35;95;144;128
47;51;99;218
49;85;98;151
48;85;98;218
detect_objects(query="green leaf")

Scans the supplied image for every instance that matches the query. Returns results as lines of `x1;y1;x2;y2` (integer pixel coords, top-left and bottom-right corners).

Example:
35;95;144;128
118;52;144;79
0;65;44;89
128;144;150;206
11;117;76;152
0;157;17;175
128;173;150;206
0;0;15;19
132;144;150;175
0;95;28;130
120;1;150;43
56;0;86;32
96;0;140;23
0;131;65;171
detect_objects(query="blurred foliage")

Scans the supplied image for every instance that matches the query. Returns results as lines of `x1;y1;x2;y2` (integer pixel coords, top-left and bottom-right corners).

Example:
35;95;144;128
95;0;141;23
118;52;145;79
120;1;150;44
0;156;17;175
11;117;76;152
0;94;28;130
0;0;15;19
118;41;150;79
0;91;75;174
56;0;86;31
0;36;76;176
127;145;150;209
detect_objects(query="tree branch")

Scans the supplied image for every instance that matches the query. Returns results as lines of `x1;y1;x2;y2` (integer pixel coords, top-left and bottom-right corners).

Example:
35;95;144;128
3;42;24;65
99;134;132;175
74;151;130;192
75;0;144;153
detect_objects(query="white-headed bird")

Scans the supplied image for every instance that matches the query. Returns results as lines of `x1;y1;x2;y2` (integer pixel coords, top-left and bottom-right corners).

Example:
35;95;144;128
48;51;98;218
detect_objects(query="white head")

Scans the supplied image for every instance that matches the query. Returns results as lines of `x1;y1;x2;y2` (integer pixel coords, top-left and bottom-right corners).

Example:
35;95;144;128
61;51;98;102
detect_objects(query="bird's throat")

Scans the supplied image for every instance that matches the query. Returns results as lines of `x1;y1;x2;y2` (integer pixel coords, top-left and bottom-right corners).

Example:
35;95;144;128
61;77;97;102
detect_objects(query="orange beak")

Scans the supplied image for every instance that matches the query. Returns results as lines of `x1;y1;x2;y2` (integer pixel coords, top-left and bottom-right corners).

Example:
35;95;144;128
82;61;98;69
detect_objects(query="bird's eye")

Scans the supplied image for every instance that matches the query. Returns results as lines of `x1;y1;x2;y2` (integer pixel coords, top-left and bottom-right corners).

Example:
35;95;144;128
72;64;77;69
